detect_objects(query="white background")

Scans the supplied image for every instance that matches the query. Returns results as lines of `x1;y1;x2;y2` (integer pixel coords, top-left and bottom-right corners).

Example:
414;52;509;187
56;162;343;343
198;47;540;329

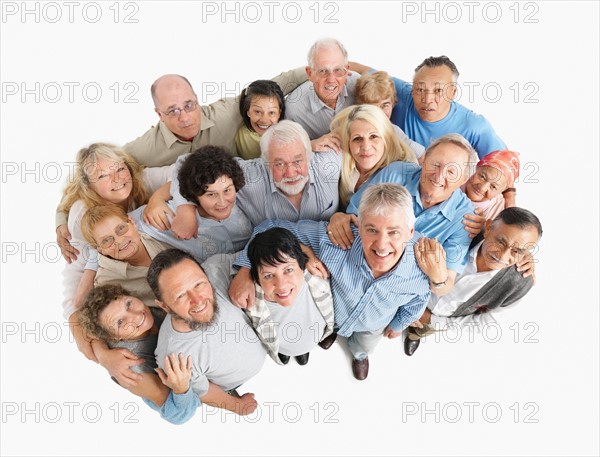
1;1;598;455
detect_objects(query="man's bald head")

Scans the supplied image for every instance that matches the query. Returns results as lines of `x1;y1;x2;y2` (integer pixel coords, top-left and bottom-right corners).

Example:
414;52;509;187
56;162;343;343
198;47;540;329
151;74;201;141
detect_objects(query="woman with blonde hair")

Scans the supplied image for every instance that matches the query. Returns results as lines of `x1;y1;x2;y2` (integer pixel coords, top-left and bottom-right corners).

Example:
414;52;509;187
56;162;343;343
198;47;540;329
331;104;416;209
60;143;172;366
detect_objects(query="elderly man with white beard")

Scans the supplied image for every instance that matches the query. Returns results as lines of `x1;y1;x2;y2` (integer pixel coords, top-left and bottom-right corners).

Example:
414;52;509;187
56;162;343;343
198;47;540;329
167;120;341;238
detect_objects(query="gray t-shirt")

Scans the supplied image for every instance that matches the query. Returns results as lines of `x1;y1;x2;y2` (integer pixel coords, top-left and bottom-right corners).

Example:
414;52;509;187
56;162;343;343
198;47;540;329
266;282;327;356
155;266;266;397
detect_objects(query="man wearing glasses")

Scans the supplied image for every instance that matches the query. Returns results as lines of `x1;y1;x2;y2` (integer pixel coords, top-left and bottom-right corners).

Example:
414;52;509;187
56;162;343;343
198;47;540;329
125;70;307;167
285;38;359;144
404;207;542;356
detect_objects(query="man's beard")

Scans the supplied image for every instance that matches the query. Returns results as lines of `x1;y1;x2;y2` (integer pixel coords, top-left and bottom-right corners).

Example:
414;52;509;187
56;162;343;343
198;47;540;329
170;297;220;331
274;175;309;196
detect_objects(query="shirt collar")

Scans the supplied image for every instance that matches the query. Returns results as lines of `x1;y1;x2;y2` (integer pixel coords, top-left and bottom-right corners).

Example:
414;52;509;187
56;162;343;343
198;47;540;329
413;169;471;221
158;111;214;148
308;82;349;113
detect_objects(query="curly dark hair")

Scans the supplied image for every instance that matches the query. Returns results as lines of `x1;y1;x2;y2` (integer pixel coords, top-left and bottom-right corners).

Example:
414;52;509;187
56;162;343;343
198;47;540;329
178;145;246;204
79;284;131;343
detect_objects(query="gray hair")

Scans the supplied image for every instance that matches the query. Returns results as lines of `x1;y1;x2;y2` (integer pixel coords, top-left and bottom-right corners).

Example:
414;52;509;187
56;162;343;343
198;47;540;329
307;38;348;68
424;133;478;179
358;183;416;229
260;120;313;162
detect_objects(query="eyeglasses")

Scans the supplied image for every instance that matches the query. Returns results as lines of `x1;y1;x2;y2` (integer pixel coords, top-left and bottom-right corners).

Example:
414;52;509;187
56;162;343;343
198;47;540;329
161;101;199;118
413;87;449;101
271;159;304;172
313;66;348;78
98;222;130;249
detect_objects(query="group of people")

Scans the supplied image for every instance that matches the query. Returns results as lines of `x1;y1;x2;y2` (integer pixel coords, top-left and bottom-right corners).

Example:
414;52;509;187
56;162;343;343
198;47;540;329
55;38;543;424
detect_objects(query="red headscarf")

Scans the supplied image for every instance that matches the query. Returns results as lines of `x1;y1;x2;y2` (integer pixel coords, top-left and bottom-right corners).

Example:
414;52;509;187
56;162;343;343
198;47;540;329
477;150;520;187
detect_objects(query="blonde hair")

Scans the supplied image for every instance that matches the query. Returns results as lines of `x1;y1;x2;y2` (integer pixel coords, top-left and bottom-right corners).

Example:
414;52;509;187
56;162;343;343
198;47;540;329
59;143;149;214
355;71;398;106
331;105;416;207
80;205;129;247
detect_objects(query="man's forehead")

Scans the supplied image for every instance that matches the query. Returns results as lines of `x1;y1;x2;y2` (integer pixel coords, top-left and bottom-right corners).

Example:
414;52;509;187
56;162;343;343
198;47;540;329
425;143;468;164
361;212;408;230
490;221;540;246
155;78;196;105
269;140;306;160
413;65;454;84
313;45;345;67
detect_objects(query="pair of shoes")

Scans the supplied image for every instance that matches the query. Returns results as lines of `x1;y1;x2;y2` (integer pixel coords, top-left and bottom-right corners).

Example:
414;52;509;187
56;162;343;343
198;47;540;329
278;353;290;365
318;332;338;350
404;336;421;356
294;352;310;365
352;357;369;380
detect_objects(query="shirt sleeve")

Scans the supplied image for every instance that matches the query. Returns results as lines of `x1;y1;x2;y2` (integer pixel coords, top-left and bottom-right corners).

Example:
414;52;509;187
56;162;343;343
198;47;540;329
142;163;175;193
271;67;309;96
233;219;325;269
388;292;430;332
143;387;200;425
168;153;196;208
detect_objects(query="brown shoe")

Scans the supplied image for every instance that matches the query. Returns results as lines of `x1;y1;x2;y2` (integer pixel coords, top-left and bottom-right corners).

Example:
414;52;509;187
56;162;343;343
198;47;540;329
352;357;369;380
318;332;338;350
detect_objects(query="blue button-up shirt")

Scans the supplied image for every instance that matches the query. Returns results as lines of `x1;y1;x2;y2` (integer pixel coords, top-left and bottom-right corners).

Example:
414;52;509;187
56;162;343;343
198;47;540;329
347;162;474;274
235;219;431;336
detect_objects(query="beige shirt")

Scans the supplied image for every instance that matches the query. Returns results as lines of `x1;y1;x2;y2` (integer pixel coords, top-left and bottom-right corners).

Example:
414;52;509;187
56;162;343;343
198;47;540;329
94;234;173;309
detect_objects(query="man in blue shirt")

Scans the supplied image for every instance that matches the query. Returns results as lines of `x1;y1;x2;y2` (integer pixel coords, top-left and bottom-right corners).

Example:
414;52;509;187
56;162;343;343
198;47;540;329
328;134;478;297
231;184;431;380
350;56;506;160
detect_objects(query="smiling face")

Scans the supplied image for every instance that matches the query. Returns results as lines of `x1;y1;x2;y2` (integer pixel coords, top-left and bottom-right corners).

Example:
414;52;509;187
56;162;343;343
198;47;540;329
349;119;386;174
196;175;237;221
307;45;349;109
477;220;539;272
247;95;281;136
257;255;305;307
92;215;143;261
269;139;310;196
156;258;216;331
359;212;414;279
412;65;457;123
99;295;154;341
420;142;470;209
465;165;508;202
154;76;201;141
87;157;133;206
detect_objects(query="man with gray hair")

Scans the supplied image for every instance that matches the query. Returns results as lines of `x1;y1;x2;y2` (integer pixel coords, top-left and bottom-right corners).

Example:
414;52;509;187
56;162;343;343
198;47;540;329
328;133;478;296
166;120;341;239
285;38;359;144
230;183;432;380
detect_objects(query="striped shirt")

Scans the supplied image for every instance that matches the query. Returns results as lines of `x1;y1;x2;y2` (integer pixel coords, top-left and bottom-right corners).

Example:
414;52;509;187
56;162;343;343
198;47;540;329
236;219;431;336
233;152;341;226
347;162;475;273
285;73;360;139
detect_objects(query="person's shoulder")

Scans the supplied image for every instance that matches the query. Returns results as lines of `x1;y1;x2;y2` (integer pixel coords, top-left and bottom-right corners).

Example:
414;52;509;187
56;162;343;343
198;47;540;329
452;102;491;126
285;80;313;106
449;188;475;215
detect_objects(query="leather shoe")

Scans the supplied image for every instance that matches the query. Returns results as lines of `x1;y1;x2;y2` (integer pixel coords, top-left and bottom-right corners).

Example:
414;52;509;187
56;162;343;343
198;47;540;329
318;332;338;350
352;357;369;380
278;353;290;365
294;352;310;365
404;336;421;356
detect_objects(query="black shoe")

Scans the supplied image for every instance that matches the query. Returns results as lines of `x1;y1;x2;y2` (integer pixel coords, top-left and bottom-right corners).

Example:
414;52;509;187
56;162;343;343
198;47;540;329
404;336;421;356
294;352;310;365
278;353;290;365
318;332;338;350
352;357;369;380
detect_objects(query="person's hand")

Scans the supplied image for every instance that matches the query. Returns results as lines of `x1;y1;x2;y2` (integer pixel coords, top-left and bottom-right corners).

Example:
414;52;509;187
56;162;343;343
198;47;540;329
414;237;447;283
516;252;536;284
300;244;329;279
311;132;341;153
171;205;198;240
143;199;175;231
235;393;258;416
326;212;359;250
156;353;193;395
383;326;402;339
462;208;486;238
96;347;144;388
57;224;79;263
228;268;255;309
